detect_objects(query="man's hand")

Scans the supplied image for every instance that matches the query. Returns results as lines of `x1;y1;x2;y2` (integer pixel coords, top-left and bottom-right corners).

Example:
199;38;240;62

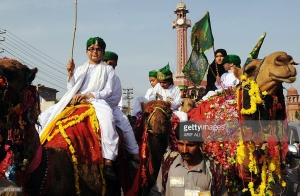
72;93;94;103
66;59;75;77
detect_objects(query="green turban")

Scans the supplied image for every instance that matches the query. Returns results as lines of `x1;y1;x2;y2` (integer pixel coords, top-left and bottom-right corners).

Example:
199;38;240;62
157;63;173;80
102;51;118;62
222;54;241;68
86;37;106;50
149;70;158;78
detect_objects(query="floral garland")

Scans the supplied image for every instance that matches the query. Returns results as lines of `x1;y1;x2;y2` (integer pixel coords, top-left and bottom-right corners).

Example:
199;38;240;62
241;142;286;196
240;76;263;115
47;105;105;195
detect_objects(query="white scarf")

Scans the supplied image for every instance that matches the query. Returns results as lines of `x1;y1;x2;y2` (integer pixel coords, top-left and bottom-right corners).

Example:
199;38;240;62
41;61;107;133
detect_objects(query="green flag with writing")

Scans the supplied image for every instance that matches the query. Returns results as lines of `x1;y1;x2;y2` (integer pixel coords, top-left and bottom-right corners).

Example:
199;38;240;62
190;11;214;52
183;11;213;86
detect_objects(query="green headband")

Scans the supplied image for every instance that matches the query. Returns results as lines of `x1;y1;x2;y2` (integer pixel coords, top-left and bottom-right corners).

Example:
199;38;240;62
86;37;106;50
222;54;241;68
157;63;172;80
102;51;118;62
149;70;158;78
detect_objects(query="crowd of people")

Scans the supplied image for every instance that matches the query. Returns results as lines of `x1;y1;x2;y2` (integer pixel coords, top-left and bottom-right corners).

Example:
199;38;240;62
3;36;243;196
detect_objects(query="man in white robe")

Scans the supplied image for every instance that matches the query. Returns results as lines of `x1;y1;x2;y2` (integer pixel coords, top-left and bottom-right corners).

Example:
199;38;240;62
38;37;119;181
102;51;140;169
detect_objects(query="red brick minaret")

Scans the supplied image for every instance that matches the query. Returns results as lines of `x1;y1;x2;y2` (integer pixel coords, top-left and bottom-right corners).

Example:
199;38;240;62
172;1;191;87
286;86;300;122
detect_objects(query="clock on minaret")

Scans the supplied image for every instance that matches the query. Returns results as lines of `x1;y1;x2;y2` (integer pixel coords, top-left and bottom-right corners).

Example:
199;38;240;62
172;1;191;87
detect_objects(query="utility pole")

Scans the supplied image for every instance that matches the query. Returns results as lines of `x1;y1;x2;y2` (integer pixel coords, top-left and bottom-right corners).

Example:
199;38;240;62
123;88;134;115
0;30;6;54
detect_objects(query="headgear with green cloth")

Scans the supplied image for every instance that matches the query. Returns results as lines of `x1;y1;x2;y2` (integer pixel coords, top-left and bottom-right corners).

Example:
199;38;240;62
86;37;106;50
222;54;241;68
157;63;173;80
149;70;158;78
178;84;188;90
102;51;118;62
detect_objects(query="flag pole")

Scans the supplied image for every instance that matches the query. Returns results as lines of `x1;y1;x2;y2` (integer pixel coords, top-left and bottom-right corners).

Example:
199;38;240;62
68;0;77;82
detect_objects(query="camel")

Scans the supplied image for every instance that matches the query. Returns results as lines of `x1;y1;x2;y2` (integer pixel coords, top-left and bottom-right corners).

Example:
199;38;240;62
0;58;175;196
127;100;179;196
182;51;297;195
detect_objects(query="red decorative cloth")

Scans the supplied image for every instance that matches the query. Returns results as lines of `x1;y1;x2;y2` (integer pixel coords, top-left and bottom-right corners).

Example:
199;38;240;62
44;105;102;165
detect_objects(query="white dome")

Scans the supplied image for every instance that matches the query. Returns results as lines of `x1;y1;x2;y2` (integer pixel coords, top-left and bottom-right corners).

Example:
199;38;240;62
176;1;186;10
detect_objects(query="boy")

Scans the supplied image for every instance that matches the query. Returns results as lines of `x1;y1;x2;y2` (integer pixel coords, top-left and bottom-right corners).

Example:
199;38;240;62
152;63;187;121
39;37;119;181
102;51;140;171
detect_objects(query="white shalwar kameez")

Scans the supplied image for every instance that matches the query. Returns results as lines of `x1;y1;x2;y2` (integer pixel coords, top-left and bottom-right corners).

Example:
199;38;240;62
152;84;188;121
106;75;139;155
202;70;239;100
38;61;119;161
131;83;158;116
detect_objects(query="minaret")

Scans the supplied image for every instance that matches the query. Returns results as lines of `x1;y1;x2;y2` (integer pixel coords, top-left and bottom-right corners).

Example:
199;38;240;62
286;86;300;122
172;1;191;87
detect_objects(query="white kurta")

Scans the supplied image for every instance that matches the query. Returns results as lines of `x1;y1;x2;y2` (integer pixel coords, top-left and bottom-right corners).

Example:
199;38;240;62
202;70;239;101
214;70;239;89
131;83;158;116
38;63;119;161
106;75;139;155
152;84;187;121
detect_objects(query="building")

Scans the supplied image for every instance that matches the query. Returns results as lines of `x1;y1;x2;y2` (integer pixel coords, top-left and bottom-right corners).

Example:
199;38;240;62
36;84;59;112
286;86;300;122
172;1;207;100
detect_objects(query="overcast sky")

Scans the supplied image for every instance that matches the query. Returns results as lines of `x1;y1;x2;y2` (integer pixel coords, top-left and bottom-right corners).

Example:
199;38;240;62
1;0;300;106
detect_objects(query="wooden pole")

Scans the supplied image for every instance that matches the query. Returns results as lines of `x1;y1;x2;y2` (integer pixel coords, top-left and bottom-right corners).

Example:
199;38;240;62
68;0;77;82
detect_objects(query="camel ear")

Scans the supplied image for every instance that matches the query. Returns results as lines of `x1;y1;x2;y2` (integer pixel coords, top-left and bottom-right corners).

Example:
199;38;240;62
244;63;258;78
232;66;243;81
141;102;150;115
26;67;38;83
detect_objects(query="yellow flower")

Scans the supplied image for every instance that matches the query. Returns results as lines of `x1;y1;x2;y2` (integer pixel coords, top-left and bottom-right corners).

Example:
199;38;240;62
262;91;268;96
242;188;248;192
281;181;286;187
241;75;247;81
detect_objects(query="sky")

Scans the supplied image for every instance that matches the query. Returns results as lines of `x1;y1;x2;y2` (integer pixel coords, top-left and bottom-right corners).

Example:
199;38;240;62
1;0;300;107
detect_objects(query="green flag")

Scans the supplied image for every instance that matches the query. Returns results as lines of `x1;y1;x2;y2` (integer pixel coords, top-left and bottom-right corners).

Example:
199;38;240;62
190;11;214;53
244;32;267;66
183;11;213;86
183;38;209;86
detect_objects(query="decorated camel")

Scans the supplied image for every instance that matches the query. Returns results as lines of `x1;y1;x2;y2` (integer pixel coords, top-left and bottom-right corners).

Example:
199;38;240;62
0;58;176;196
126;100;179;196
182;51;297;195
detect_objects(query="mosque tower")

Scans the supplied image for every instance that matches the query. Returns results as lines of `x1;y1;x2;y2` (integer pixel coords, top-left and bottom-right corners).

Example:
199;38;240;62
286;86;300;122
172;1;207;99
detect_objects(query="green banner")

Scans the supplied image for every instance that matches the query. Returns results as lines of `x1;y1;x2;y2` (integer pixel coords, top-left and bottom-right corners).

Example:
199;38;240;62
190;11;214;53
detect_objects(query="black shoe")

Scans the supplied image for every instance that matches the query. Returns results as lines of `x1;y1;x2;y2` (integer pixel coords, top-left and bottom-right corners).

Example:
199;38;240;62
103;165;117;181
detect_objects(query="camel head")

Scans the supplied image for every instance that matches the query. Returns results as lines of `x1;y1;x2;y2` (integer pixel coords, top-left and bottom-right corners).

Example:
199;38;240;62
141;100;173;137
0;58;40;165
233;51;297;95
0;58;38;92
181;98;196;113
